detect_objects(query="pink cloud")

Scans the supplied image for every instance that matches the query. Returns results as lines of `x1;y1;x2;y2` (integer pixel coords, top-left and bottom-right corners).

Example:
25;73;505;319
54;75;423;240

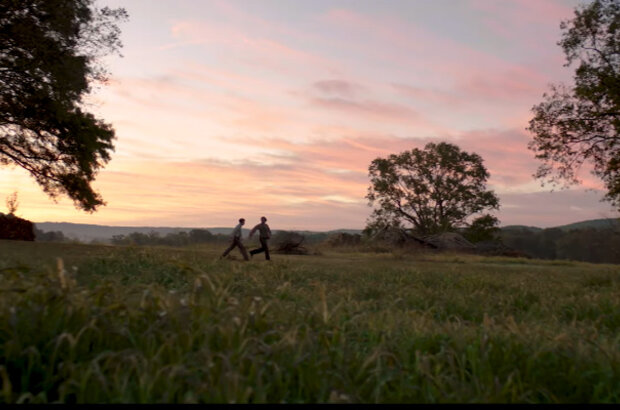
392;66;545;113
208;0;318;44
9;129;614;231
92;158;370;229
101;138;616;229
167;20;338;76
468;0;576;58
310;97;420;122
175;63;283;96
470;0;574;27
228;127;565;195
313;79;366;98
100;73;308;139
101;70;595;200
219;95;302;133
498;189;617;228
322;7;555;107
294;79;449;134
454;129;541;188
391;83;463;108
456;66;545;102
227;133;422;175
451;128;606;192
323;9;366;27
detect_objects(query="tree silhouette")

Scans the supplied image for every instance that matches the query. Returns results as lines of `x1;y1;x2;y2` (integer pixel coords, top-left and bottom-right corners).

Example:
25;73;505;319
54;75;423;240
0;0;127;211
366;142;500;235
527;0;620;210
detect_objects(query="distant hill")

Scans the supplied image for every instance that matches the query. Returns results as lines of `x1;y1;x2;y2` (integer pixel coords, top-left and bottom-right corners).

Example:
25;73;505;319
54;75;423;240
34;222;364;243
34;222;200;242
501;218;620;233
553;218;620;232
498;218;620;264
32;218;619;243
500;225;543;232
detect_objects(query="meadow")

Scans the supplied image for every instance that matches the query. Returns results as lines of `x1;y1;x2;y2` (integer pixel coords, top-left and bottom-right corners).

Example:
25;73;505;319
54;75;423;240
0;240;619;403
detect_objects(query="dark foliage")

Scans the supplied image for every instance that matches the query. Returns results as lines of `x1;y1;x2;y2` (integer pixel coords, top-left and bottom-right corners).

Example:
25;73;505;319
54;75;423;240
500;224;620;264
462;214;501;243
528;0;620;210
110;229;219;247
0;0;127;211
326;232;362;247
33;227;67;242
366;142;500;236
0;213;34;241
272;231;308;254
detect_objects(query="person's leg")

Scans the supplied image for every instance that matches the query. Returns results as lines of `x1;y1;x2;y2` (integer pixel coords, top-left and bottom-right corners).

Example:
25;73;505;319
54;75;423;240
250;242;265;256
221;241;235;258
261;238;271;260
236;239;250;261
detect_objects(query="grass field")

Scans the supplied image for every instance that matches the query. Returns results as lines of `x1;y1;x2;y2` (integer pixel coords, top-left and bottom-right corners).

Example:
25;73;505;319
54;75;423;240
0;240;619;403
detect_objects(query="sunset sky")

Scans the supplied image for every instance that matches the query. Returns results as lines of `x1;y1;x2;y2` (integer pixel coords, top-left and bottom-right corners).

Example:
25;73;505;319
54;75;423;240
2;0;618;231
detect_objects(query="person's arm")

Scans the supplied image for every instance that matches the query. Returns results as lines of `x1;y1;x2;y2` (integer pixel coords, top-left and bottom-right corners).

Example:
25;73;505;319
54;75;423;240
267;225;272;237
249;225;258;239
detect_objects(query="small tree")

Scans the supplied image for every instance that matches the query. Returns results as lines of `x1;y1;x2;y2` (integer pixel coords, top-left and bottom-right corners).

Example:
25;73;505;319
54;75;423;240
527;0;620;210
462;213;501;243
189;229;214;243
366;142;500;235
5;191;18;215
0;0;127;211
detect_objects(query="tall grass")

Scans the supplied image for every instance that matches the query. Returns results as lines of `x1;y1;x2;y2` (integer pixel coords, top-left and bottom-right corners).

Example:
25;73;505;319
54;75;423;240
0;241;618;403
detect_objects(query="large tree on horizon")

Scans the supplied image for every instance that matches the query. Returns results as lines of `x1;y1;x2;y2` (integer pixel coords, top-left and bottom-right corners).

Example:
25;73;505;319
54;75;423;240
366;142;500;236
0;0;127;212
527;0;620;211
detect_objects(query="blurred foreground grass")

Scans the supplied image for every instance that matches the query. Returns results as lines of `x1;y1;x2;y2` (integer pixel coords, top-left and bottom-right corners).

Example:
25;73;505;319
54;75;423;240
0;240;618;403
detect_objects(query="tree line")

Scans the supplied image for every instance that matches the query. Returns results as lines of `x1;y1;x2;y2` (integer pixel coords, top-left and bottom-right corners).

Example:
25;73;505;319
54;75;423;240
34;223;620;264
500;225;620;264
33;228;225;247
110;229;222;247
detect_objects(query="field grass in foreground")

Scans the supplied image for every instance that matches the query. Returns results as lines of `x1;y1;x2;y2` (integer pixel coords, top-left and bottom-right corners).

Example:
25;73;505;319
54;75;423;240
0;240;619;403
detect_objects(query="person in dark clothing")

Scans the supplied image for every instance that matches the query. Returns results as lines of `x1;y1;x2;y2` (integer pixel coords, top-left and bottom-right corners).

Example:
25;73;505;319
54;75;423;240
220;218;249;261
249;216;271;260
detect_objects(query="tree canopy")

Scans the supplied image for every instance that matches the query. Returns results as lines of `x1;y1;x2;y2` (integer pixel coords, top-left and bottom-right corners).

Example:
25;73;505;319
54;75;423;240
366;142;500;236
527;0;620;210
0;0;127;211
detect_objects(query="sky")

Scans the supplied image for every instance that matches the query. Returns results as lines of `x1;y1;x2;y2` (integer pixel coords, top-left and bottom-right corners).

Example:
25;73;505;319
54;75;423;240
1;0;619;231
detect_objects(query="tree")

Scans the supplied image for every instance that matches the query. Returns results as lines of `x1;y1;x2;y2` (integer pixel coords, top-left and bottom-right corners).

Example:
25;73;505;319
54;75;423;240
5;191;18;215
0;0;127;211
366;142;500;235
462;213;501;243
189;229;214;243
527;0;620;210
33;227;67;242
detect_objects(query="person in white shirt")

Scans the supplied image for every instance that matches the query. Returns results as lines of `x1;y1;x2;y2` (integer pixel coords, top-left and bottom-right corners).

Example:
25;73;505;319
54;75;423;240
220;218;249;261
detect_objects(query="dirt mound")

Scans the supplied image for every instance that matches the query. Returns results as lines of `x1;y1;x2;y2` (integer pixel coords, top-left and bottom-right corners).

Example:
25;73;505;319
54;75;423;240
371;227;437;248
421;232;475;251
273;231;309;255
474;241;532;258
